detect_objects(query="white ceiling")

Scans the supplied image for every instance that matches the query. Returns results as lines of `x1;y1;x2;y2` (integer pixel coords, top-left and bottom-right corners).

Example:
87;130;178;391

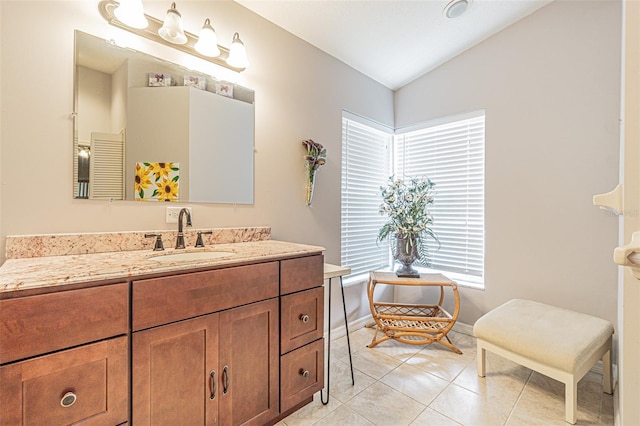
235;0;554;90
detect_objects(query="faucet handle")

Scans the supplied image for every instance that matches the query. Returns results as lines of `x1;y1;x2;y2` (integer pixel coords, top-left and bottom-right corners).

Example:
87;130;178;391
195;231;213;248
144;233;165;251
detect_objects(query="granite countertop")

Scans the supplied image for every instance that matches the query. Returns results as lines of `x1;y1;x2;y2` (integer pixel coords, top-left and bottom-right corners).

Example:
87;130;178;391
0;240;324;295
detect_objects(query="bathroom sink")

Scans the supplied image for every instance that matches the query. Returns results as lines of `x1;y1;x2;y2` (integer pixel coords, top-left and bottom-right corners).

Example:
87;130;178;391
148;250;233;262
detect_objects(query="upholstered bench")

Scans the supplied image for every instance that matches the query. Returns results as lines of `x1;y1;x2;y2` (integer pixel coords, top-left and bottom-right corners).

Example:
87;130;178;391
473;299;614;424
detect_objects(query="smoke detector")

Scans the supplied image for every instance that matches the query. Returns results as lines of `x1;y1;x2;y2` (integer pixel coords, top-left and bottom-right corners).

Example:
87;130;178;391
444;0;471;19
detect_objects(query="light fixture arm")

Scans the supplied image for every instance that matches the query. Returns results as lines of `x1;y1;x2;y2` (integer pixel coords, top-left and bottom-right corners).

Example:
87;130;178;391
98;0;245;72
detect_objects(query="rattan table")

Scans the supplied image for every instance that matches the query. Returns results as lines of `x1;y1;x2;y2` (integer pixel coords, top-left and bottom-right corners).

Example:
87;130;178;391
366;271;462;354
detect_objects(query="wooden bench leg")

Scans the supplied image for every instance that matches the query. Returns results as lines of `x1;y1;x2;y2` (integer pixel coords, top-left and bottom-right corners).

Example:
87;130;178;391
477;340;486;377
603;348;613;395
565;378;577;424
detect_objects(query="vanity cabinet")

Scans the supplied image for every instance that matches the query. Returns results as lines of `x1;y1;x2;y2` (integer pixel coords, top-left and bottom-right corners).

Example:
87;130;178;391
0;283;129;425
132;262;280;425
0;250;325;425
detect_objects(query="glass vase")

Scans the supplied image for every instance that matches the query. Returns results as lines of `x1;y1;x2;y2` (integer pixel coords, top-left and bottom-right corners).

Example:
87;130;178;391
305;174;315;206
395;235;420;277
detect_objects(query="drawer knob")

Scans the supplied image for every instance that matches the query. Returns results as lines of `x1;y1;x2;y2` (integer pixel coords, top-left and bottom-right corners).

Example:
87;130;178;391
300;314;310;323
60;392;77;408
299;369;310;378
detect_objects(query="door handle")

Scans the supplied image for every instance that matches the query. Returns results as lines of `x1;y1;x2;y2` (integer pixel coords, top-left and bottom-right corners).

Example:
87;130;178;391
614;231;640;267
593;184;623;215
209;370;216;400
222;365;230;394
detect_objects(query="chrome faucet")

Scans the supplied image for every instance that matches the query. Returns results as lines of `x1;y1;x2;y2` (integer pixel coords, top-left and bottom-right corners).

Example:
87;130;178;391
175;208;192;249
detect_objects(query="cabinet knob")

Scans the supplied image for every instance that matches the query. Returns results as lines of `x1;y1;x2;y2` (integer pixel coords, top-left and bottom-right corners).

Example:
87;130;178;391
300;314;310;324
60;391;77;408
299;369;310;378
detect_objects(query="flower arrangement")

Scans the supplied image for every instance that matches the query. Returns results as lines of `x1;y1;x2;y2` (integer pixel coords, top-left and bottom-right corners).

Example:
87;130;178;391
302;139;326;205
377;176;438;270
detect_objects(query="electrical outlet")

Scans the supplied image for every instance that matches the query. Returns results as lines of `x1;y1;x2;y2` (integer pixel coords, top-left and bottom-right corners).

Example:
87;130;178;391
166;207;192;224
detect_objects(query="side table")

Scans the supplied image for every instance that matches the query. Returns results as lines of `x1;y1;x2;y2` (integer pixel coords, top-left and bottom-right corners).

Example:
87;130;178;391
320;263;354;405
366;271;462;354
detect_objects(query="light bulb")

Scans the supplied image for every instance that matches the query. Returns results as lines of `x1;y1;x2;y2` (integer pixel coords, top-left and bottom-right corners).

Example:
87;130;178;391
113;0;148;29
195;18;220;57
158;2;187;45
226;32;248;69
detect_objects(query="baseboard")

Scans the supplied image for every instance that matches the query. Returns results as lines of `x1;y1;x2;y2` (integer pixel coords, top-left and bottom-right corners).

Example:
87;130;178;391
325;315;372;341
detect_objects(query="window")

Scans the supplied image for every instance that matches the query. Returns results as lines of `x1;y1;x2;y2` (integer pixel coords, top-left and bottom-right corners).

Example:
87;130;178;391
395;112;485;287
341;113;393;279
340;110;485;287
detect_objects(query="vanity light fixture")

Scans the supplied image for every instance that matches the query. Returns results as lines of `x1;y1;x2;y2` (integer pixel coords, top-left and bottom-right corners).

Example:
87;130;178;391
98;0;248;72
158;2;187;45
226;32;249;69
194;19;221;57
113;0;148;29
444;0;471;19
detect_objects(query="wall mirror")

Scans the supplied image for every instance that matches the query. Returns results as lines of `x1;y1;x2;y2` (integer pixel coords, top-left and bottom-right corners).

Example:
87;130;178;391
73;30;255;204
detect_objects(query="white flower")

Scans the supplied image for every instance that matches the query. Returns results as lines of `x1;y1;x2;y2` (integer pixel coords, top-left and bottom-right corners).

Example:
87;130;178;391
378;175;436;255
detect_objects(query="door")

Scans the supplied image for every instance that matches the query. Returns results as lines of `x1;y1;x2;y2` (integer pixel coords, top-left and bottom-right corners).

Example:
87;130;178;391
89;131;124;200
132;314;219;425
218;298;279;426
599;2;640;424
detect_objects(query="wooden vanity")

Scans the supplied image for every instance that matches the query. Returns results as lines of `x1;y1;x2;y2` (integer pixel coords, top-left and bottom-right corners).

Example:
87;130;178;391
0;238;324;426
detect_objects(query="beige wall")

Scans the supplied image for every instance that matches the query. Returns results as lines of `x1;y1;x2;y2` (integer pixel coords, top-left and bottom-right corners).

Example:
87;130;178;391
77;66;112;142
395;0;621;327
0;1;393;265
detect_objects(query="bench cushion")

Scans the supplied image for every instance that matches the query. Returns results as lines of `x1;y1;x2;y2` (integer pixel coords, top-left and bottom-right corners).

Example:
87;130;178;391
473;299;613;373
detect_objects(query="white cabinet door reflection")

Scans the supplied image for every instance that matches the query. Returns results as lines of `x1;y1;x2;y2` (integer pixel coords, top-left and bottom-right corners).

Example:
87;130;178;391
126;87;254;204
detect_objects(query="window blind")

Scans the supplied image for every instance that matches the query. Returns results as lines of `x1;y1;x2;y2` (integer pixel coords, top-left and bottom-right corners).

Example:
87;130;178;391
395;113;485;284
341;115;393;278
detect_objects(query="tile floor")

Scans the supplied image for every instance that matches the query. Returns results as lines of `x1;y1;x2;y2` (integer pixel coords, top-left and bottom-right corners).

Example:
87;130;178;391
279;326;614;426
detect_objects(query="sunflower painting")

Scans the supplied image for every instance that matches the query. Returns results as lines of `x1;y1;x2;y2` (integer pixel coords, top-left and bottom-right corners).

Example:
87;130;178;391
134;162;179;201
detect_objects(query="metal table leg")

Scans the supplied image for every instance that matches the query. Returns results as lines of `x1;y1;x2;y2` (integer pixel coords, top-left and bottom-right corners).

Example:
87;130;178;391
340;276;355;386
321;276;354;405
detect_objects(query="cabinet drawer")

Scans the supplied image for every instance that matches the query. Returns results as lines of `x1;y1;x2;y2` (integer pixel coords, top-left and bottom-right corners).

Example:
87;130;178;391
0;283;129;364
280;255;324;295
281;287;324;354
133;262;279;331
0;336;128;426
280;339;324;413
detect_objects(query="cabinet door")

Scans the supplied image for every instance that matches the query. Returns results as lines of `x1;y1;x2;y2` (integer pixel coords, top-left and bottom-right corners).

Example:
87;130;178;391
218;298;279;426
0;336;128;426
132;314;219;426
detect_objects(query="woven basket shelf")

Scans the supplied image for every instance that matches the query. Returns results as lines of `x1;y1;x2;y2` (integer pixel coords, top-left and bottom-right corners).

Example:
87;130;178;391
374;302;452;335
